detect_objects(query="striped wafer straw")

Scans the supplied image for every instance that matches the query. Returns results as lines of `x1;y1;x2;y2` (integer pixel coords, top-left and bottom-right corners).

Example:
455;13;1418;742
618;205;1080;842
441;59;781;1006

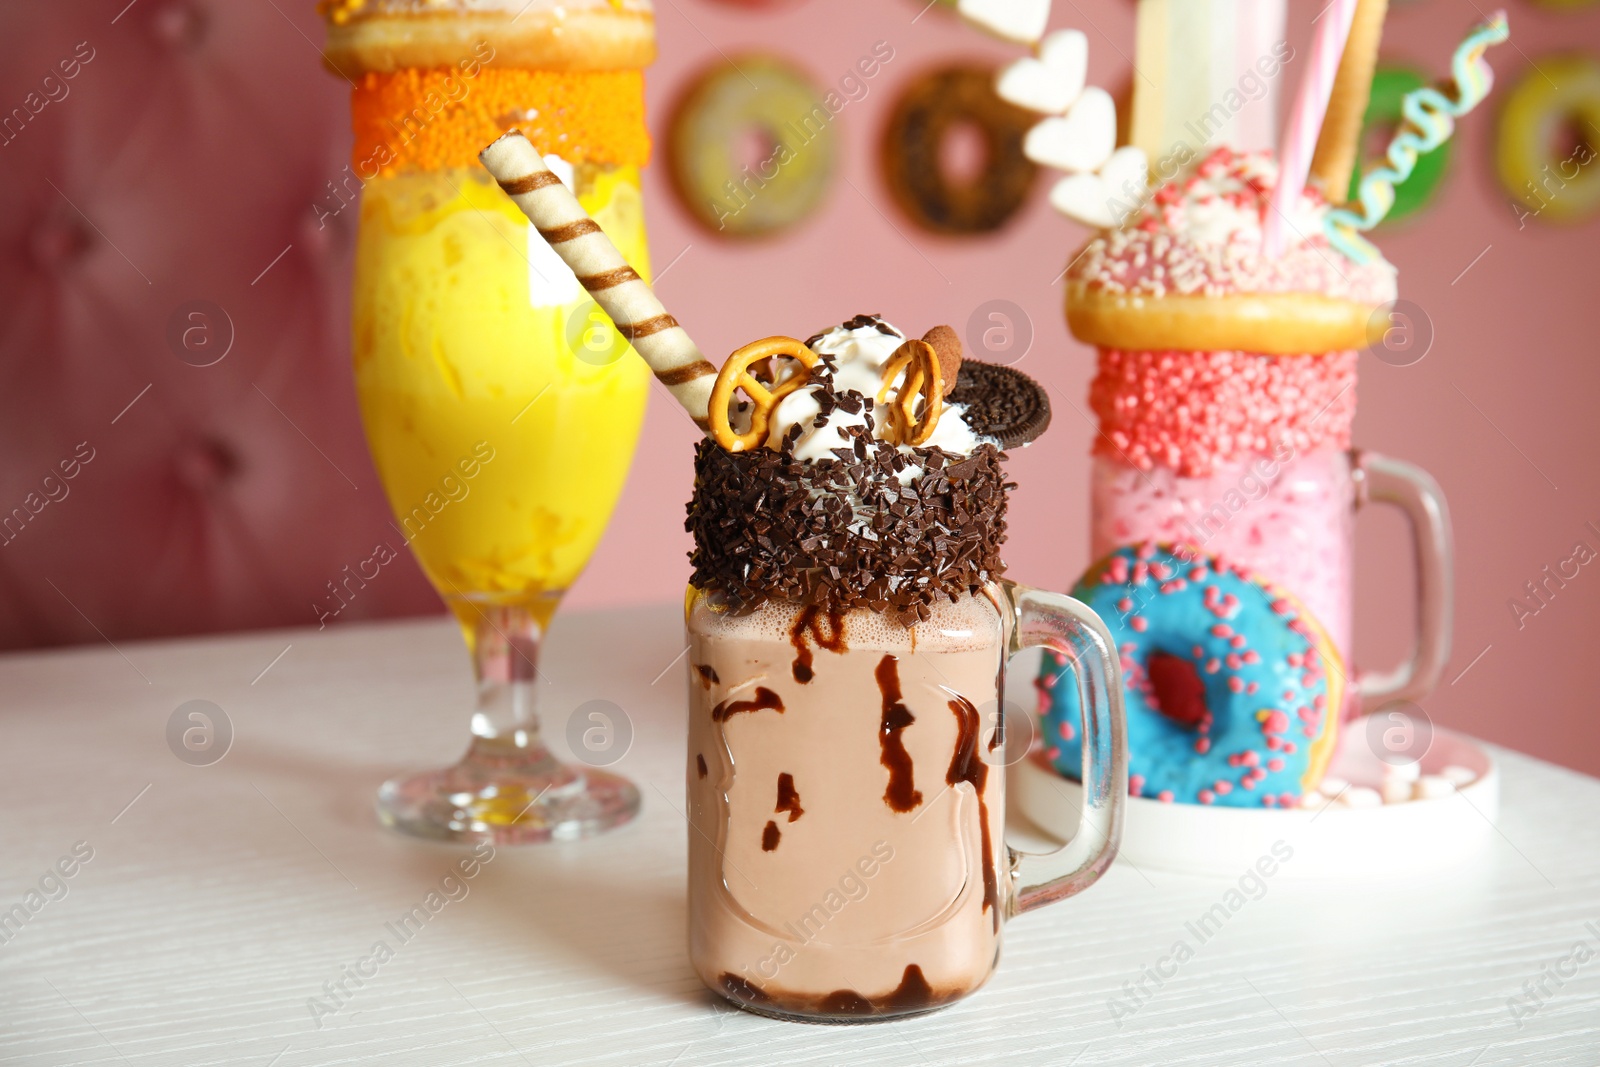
1310;0;1391;203
1324;12;1509;263
480;131;717;430
1262;0;1359;259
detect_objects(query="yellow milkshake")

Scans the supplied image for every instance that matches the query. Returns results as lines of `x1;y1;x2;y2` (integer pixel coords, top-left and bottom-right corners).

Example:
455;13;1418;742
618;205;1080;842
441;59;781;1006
353;164;650;616
325;0;658;841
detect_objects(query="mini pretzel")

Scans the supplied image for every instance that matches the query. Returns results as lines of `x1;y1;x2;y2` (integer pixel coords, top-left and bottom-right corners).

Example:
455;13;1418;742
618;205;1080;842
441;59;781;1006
876;339;944;446
709;336;820;452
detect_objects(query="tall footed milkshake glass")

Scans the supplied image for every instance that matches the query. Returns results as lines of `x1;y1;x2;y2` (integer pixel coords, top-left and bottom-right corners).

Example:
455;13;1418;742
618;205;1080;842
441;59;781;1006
322;0;657;842
1063;149;1453;736
683;317;1126;1021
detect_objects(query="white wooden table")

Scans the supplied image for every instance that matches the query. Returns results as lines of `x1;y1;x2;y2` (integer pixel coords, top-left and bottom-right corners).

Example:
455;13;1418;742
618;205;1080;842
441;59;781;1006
2;606;1597;1066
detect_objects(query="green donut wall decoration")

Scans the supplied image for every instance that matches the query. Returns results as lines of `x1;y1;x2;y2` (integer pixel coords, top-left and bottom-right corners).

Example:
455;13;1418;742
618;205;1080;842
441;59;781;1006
1344;66;1454;225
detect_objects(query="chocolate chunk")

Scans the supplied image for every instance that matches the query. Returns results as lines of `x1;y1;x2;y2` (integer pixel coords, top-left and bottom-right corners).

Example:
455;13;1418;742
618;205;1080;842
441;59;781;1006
805;313;902;349
921;325;963;397
947;360;1052;449
685;438;1009;626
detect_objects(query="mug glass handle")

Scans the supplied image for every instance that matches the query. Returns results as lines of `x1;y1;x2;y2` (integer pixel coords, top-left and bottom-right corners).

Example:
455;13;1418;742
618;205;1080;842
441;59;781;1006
1000;581;1127;917
1354;451;1455;706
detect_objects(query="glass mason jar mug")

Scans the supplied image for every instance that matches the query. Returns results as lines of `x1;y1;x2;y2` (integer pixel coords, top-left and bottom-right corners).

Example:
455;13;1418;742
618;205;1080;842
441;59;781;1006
685;581;1128;1021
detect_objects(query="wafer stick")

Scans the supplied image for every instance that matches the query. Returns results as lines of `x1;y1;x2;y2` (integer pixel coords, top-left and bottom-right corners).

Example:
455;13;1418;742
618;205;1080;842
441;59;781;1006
479;131;717;430
1311;0;1390;202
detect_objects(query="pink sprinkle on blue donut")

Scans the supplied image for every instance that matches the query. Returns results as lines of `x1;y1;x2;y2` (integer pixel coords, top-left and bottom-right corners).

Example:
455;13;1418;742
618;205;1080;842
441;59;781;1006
1039;543;1340;808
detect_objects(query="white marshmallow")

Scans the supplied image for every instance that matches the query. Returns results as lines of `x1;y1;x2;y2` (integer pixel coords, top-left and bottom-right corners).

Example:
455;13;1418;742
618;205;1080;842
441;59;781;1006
1099;146;1150;220
1384;758;1422;784
1381;779;1413;805
997;57;1077;115
958;0;1050;43
1318;776;1350;798
1048;172;1115;228
1039;29;1089;98
1023;87;1116;172
1413;775;1456;800
1440;764;1477;787
1343;786;1383;808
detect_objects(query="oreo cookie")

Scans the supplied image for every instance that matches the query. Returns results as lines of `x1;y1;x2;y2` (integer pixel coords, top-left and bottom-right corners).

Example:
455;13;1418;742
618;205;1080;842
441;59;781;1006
947;360;1052;449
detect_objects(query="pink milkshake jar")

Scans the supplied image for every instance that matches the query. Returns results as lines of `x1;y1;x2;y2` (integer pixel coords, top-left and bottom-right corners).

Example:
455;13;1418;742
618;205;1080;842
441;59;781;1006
1065;148;1452;713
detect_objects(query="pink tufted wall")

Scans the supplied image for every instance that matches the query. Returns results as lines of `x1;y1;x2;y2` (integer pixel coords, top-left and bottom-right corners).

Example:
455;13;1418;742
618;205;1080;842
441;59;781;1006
2;1;1598;774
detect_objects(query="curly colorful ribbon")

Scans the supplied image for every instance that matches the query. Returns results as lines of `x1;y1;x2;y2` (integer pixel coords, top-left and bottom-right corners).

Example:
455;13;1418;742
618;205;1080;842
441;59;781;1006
1325;12;1510;263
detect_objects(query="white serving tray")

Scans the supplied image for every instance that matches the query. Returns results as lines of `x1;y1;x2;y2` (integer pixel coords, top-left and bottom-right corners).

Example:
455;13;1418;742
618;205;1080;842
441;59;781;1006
1011;721;1499;879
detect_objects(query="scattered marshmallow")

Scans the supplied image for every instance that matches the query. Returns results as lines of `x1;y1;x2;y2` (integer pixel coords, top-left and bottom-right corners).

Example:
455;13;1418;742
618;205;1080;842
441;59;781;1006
1384;758;1422;784
1413;775;1456;800
1299;791;1330;810
1381;779;1413;805
1318;776;1349;798
1441;764;1478;787
1343;786;1383;808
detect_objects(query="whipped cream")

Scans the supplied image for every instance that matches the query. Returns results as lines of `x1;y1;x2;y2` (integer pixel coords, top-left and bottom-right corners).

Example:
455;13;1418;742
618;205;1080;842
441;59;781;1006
757;319;991;463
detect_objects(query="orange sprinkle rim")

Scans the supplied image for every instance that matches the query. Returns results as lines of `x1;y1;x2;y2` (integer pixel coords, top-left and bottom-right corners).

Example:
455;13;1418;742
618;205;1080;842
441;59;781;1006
351;64;650;176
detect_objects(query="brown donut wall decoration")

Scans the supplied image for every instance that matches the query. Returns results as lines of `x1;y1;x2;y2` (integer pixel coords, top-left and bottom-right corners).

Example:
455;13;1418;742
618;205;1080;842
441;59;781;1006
879;65;1040;235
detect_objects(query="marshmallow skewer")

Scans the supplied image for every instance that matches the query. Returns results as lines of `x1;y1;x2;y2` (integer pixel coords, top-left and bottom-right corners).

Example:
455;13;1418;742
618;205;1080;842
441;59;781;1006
479;131;717;431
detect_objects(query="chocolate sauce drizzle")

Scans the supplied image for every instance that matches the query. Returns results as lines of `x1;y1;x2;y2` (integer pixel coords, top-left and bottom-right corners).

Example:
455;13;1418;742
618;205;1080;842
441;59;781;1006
712;687;785;722
775;773;804;822
875;655;923;813
695;664;719;688
719;964;950;1020
696;753;708;779
788;606;847;683
948;695;999;929
761;821;782;851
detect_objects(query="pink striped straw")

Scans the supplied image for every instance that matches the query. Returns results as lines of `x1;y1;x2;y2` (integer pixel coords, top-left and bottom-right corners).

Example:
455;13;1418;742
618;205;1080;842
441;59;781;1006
1263;0;1359;258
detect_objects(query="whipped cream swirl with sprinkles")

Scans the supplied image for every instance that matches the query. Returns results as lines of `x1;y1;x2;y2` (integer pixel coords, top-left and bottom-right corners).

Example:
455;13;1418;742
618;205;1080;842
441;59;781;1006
1068;147;1398;306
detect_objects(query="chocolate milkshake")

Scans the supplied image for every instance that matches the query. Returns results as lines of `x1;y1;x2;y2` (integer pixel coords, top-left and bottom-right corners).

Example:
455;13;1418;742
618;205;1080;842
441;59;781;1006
687;593;1009;1018
683;316;1125;1022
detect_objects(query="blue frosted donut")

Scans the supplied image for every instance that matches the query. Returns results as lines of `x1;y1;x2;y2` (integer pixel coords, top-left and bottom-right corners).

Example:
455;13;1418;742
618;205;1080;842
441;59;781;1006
1038;544;1343;808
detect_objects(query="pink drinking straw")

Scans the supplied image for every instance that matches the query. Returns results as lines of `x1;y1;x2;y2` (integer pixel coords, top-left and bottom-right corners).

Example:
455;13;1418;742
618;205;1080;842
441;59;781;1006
1262;0;1359;258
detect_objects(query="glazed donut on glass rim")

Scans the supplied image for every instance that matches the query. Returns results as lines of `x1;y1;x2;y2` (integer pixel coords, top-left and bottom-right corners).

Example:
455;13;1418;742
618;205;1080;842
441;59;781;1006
1064;147;1400;355
320;0;655;74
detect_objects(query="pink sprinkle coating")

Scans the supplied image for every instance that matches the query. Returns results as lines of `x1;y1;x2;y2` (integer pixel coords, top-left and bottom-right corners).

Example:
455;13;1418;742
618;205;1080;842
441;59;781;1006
1066;147;1398;305
1090;347;1358;477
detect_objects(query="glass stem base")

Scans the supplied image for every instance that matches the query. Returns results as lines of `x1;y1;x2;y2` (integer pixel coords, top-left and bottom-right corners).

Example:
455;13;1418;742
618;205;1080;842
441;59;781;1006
376;737;641;844
376;592;640;844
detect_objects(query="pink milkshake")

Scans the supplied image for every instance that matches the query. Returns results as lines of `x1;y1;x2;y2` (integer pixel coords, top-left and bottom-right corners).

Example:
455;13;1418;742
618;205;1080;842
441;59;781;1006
1066;147;1396;676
